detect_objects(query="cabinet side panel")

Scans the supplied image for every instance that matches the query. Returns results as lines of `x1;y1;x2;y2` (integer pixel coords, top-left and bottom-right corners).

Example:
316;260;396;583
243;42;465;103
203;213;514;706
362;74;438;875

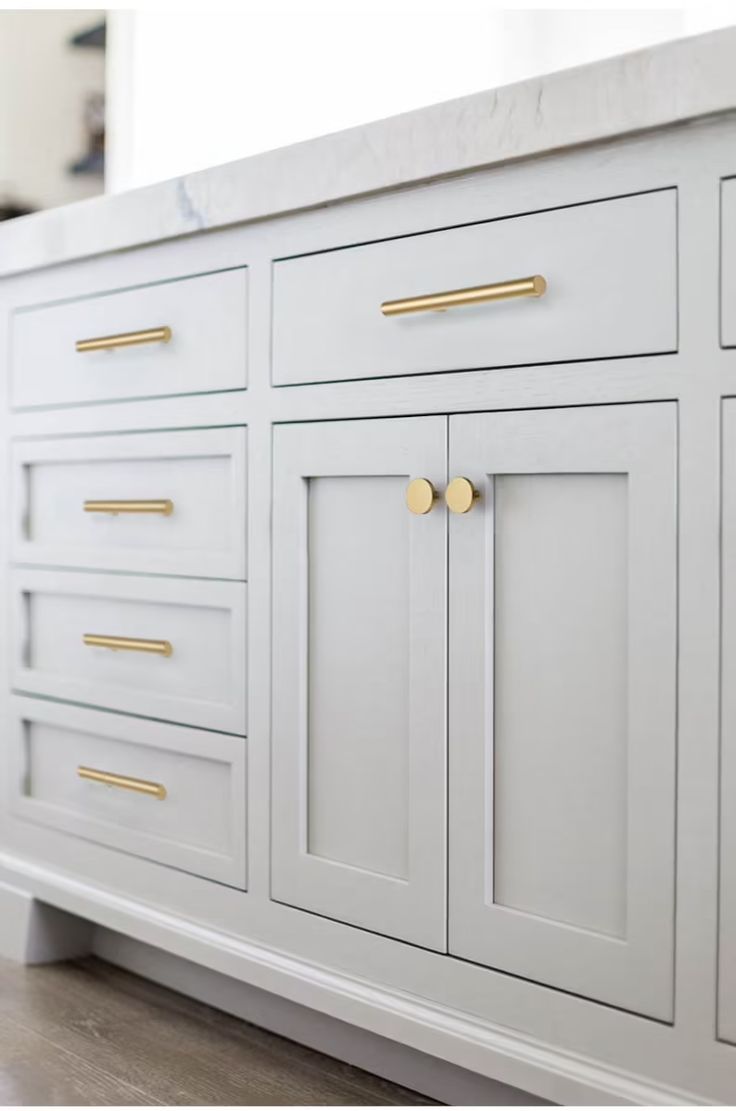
722;179;736;348
719;400;736;1043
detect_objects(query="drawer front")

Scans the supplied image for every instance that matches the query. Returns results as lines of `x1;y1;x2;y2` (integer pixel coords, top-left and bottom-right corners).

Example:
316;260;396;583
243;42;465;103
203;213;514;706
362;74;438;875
11;268;248;409
11;571;246;735
273;190;676;385
9;697;246;887
12;427;247;579
722;178;736;348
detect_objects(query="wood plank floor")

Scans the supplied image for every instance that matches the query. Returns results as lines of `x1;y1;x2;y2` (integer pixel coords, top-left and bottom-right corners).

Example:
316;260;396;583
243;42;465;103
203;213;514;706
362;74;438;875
0;957;436;1106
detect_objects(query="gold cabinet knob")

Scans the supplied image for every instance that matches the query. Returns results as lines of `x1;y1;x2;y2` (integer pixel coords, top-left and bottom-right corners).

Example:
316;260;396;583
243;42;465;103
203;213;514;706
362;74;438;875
406;478;438;515
445;476;480;514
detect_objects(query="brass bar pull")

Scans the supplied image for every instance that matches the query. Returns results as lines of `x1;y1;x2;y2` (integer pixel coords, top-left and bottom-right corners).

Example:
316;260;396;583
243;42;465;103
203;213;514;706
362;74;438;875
83;499;174;516
76;326;172;353
381;275;547;317
83;633;173;657
77;765;167;800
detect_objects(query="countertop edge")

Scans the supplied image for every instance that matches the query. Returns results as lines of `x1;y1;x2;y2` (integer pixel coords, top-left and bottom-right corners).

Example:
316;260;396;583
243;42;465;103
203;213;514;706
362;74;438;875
2;26;736;279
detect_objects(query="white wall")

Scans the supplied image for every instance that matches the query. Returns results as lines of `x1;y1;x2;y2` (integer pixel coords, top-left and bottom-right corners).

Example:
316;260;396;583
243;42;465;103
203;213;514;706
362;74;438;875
106;5;736;195
0;10;105;211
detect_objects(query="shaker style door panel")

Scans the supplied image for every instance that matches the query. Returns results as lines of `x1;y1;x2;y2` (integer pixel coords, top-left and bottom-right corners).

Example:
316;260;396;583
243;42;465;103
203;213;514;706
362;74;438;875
271;417;446;950
448;403;677;1020
273;189;676;385
719;399;736;1044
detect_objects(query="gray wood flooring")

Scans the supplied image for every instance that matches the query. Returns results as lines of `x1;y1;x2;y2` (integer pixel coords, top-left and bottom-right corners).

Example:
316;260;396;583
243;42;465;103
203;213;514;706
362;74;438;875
0;957;436;1106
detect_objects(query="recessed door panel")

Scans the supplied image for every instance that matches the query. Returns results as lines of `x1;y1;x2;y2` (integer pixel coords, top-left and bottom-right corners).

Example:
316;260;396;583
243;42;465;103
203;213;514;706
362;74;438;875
493;472;629;939
272;417;446;949
448;403;677;1019
306;475;410;879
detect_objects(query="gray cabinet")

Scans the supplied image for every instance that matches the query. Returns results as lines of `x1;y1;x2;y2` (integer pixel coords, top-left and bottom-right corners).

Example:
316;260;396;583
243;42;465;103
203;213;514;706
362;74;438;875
447;403;677;1021
272;403;678;1018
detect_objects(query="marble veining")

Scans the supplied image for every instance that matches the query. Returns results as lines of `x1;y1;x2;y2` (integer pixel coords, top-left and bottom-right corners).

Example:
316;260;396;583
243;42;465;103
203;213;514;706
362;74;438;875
1;26;736;278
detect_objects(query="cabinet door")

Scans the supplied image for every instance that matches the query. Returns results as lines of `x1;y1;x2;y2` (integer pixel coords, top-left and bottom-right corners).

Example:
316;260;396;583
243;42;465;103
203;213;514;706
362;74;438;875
719;399;736;1044
448;403;676;1019
272;417;446;949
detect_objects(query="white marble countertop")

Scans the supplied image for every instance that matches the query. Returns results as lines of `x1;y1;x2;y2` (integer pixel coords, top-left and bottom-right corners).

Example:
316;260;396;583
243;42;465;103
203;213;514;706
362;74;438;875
2;26;736;279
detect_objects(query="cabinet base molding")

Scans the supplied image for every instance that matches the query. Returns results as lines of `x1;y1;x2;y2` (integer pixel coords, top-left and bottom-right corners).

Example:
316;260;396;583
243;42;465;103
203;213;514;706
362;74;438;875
0;853;707;1107
0;879;92;964
92;927;545;1107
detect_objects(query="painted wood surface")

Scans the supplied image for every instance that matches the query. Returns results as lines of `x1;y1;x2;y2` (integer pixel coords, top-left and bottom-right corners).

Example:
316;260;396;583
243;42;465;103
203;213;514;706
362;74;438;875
722;177;736;348
11;267;248;409
0;114;735;1105
271;417;447;950
447;403;677;1019
11;570;247;735
9;698;247;888
273;190;676;385
719;398;736;1045
12;427;247;579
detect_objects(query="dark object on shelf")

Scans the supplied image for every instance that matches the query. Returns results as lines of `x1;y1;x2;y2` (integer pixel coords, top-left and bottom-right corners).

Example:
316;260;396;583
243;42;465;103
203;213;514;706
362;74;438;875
70;151;105;176
0;198;35;222
70;21;106;49
69;91;105;178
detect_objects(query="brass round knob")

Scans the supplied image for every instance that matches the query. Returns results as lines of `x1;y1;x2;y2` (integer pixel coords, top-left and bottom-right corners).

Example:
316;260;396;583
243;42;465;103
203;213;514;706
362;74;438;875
445;476;480;514
406;478;438;515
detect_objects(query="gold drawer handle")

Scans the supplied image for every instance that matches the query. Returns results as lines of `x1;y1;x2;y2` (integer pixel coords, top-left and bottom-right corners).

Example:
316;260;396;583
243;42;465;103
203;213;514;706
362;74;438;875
76;326;172;353
84;499;174;516
381;275;547;317
77;765;167;800
83;633;173;657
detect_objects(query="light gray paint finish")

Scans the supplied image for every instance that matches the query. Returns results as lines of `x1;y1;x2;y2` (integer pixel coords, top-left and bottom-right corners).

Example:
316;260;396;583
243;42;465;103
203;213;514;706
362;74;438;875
11;570;247;735
722;178;736;348
273;190;677;385
493;473;629;939
0;882;92;964
2;115;736;1106
9;697;247;888
307;476;410;879
719;399;736;1045
11;427;247;580
448;403;677;1020
11;267;248;409
271;416;447;950
93;927;548;1106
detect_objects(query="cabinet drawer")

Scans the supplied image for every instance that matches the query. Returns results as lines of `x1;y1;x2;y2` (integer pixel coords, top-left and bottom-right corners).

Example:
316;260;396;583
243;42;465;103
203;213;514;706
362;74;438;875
273;190;676;385
10;268;248;409
12;427;246;579
11;571;246;735
722;178;736;348
9;697;247;887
